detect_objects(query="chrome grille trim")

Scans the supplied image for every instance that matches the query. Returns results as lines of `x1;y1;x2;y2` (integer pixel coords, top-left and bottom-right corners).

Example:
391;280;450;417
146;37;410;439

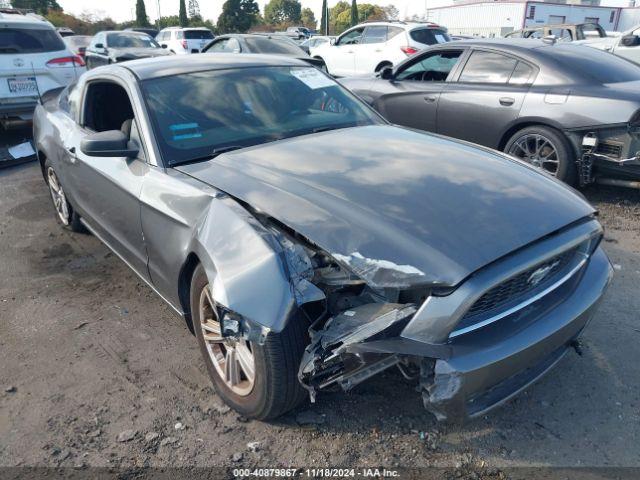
449;254;588;339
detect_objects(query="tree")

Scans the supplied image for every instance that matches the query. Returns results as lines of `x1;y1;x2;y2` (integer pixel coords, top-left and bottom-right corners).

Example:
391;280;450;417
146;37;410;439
157;15;181;28
300;7;316;30
135;0;150;27
264;0;301;26
179;0;188;27
350;0;357;27
188;0;201;20
320;0;327;34
217;0;259;33
383;4;399;21
11;0;61;15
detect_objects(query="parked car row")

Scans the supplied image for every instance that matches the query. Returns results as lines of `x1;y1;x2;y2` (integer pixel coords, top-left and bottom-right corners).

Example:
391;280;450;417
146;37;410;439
32;53;613;423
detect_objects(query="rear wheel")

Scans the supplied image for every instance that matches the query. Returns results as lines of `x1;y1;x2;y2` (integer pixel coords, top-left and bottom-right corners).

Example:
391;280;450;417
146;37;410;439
44;160;84;232
504;125;577;185
190;264;309;419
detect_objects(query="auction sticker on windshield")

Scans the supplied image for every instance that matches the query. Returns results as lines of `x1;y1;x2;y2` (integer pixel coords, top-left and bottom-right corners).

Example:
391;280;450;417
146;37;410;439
291;68;335;89
7;77;38;94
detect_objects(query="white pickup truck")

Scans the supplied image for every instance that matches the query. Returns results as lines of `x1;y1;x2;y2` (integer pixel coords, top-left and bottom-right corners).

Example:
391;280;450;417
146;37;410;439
577;25;640;63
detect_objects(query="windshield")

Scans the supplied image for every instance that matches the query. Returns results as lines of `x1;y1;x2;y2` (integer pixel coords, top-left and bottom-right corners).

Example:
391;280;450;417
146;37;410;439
142;66;383;165
547;46;640;83
0;28;65;54
184;30;213;39
107;33;160;48
244;36;304;55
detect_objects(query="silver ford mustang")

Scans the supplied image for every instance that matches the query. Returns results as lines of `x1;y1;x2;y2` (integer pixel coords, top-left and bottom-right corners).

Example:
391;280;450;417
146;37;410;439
33;54;613;421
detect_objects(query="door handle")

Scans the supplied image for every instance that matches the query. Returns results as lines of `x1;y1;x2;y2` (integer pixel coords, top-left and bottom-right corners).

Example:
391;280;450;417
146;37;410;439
499;97;515;106
424;95;437;103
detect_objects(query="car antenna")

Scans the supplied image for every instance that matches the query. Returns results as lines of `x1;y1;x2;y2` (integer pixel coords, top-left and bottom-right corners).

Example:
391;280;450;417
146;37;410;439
30;61;43;105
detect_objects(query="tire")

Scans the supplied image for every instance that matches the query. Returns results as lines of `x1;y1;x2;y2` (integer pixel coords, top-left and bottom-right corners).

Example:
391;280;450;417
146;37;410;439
190;264;309;419
44;159;84;232
375;61;392;72
504;125;577;185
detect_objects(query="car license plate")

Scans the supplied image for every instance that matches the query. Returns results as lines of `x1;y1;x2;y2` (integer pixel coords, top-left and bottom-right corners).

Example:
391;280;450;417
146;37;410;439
7;77;38;94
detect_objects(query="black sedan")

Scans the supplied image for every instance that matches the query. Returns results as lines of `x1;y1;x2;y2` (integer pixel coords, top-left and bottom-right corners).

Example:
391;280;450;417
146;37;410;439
202;34;326;70
85;31;171;69
340;39;640;188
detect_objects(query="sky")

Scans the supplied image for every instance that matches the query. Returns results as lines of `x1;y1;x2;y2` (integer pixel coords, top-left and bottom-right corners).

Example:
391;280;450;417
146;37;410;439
57;0;444;24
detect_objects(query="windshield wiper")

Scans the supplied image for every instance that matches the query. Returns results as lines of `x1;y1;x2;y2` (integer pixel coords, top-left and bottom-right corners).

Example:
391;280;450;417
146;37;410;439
172;145;245;166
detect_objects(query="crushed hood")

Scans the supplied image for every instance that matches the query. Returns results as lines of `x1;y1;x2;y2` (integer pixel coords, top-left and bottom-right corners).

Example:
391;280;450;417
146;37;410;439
176;125;594;288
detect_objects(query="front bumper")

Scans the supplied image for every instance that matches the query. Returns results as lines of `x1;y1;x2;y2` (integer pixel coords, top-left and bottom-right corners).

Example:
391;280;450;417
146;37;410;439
422;247;612;421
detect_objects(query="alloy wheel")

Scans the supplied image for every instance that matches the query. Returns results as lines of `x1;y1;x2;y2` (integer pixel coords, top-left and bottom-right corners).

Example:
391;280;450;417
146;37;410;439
199;285;255;396
47;167;70;225
508;133;560;176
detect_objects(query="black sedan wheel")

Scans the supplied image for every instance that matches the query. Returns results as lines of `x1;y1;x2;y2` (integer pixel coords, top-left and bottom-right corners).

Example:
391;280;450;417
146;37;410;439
505;126;577;185
190;264;309;419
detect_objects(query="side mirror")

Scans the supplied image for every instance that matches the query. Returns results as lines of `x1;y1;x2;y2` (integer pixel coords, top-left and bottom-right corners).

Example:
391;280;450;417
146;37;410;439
621;34;640;47
161;44;167;48
95;43;104;49
379;66;394;80
80;130;139;158
330;38;336;45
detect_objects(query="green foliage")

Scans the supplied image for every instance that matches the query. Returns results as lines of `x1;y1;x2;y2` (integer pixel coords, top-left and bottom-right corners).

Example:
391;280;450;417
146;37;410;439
300;7;316;30
330;2;391;35
217;0;260;34
11;0;61;15
135;0;150;27
263;0;301;26
179;0;188;27
350;0;357;27
157;15;180;29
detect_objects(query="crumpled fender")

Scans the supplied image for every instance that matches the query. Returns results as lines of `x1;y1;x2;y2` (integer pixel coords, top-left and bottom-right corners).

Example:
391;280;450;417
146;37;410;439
188;194;323;335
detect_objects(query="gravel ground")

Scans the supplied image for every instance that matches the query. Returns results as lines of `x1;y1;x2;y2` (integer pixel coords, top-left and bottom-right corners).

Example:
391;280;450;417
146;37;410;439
0;155;639;478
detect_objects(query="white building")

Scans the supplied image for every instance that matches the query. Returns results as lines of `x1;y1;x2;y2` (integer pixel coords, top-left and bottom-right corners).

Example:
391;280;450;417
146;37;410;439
427;0;626;37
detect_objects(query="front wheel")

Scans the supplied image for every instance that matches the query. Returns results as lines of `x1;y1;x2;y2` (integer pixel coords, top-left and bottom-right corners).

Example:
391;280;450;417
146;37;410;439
44;160;84;232
190;264;309;419
504;125;577;185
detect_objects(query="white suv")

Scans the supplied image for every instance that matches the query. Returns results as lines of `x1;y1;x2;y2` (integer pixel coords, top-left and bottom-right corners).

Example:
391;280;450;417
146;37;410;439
0;9;85;123
156;27;214;54
313;21;450;77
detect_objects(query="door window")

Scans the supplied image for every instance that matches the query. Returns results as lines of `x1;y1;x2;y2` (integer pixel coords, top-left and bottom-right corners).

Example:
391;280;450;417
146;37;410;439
83;82;134;134
458;50;518;84
337;28;365;45
509;61;535;84
396;50;463;82
387;26;404;40
362;26;388;44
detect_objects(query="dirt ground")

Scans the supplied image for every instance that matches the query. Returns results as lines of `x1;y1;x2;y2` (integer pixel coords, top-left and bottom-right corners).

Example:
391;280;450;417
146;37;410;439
1;132;639;478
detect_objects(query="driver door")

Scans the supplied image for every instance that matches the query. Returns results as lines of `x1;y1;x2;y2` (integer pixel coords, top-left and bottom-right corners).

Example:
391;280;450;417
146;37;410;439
62;77;150;279
328;27;365;77
371;48;467;132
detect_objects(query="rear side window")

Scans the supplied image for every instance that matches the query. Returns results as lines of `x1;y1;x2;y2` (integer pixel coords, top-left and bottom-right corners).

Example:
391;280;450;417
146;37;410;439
388;26;404;40
509;61;535;84
410;28;450;45
362;26;388;44
0;28;65;54
184;30;213;40
459;50;518;84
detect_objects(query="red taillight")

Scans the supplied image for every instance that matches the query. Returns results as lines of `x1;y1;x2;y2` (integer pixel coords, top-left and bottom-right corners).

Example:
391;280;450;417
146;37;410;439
46;55;85;68
181;40;187;49
401;46;419;56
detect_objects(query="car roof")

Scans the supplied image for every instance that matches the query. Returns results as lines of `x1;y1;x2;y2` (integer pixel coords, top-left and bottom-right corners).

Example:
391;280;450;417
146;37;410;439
120;53;310;80
0;10;53;28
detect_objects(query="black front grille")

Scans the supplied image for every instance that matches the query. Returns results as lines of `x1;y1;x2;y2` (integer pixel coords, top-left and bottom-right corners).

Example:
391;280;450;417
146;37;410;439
595;142;622;159
458;248;578;329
